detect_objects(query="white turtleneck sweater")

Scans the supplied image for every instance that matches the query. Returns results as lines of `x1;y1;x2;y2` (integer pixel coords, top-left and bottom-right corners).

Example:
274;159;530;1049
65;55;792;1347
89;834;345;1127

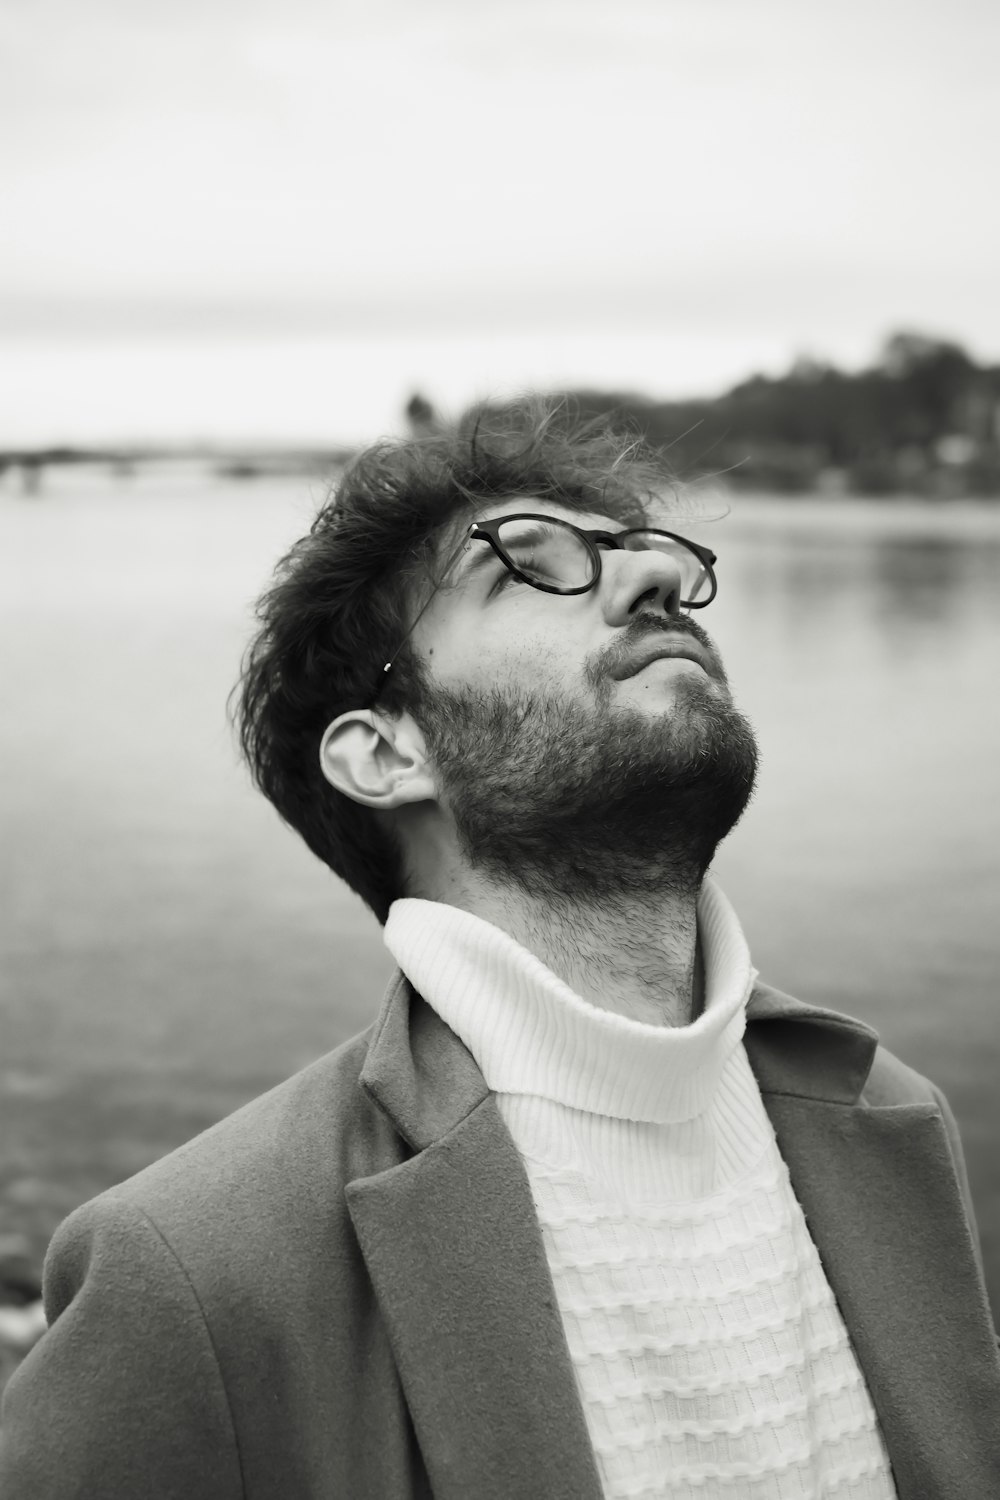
383;877;897;1500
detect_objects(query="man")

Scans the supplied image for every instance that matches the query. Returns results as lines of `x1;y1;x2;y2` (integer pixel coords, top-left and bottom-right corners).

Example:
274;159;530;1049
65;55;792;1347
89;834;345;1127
2;400;998;1498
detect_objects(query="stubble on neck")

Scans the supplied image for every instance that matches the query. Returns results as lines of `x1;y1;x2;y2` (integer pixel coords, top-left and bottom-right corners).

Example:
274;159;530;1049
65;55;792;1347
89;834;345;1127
459;875;707;1026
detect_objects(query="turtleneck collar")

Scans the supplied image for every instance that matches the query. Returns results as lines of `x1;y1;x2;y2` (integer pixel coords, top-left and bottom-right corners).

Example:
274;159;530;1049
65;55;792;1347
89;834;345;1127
382;875;757;1126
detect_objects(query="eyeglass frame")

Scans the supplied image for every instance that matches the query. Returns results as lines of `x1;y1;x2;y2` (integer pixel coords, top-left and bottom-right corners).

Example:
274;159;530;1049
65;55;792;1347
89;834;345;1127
371;512;718;707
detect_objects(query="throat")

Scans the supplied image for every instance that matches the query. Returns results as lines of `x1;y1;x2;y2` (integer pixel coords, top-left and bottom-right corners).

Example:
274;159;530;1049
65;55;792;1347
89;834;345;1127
459;882;704;1027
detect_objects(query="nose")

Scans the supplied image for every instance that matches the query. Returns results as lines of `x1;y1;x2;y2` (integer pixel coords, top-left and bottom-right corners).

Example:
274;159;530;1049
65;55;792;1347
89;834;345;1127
600;545;684;624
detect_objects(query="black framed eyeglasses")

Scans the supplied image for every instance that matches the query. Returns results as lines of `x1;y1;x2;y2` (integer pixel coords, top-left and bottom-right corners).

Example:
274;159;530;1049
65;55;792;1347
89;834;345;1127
371;512;718;706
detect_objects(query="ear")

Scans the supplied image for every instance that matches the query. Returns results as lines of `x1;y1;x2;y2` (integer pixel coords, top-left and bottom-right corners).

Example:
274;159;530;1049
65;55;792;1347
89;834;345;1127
318;710;437;810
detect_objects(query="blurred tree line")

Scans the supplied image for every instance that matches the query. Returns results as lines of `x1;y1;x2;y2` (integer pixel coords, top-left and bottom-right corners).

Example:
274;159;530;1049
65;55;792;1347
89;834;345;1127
558;332;1000;499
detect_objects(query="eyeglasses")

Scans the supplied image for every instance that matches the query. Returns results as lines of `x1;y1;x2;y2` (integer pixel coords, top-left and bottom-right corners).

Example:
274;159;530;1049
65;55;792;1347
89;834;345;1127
371;512;718;706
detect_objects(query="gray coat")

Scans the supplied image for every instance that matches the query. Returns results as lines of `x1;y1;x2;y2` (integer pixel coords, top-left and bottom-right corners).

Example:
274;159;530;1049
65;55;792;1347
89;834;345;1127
2;974;999;1499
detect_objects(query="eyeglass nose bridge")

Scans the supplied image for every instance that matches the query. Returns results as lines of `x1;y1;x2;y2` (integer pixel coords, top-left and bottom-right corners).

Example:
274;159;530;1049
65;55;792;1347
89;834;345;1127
599;527;718;610
589;529;687;614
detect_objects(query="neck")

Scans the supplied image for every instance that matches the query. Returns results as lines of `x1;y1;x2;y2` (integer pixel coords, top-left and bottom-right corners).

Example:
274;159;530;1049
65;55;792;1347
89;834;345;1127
431;873;706;1027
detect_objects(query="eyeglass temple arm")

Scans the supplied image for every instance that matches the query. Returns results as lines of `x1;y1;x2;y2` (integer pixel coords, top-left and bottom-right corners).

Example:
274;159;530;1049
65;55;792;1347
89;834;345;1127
381;526;475;676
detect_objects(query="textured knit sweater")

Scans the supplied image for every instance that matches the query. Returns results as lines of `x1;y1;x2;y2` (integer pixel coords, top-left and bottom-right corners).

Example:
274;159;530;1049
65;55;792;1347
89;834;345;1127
383;877;898;1500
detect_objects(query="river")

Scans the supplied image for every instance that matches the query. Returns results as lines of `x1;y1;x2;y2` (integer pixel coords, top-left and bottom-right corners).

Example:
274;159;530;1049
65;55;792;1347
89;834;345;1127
2;468;999;1317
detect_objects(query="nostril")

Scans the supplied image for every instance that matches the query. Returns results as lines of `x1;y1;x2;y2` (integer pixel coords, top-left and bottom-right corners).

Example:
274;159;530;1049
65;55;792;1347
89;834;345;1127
629;586;662;614
629;583;681;616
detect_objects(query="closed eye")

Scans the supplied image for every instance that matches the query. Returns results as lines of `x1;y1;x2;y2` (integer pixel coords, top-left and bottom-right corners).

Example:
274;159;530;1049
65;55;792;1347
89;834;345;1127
488;567;522;595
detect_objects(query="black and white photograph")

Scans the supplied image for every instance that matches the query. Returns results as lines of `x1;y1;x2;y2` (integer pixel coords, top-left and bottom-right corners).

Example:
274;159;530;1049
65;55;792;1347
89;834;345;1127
2;2;999;1495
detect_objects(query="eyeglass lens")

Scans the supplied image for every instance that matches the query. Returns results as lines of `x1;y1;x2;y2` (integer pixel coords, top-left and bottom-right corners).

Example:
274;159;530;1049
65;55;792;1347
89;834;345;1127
496;517;712;604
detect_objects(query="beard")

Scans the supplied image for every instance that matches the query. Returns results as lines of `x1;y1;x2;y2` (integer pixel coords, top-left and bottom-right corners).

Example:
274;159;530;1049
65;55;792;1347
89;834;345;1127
404;629;759;907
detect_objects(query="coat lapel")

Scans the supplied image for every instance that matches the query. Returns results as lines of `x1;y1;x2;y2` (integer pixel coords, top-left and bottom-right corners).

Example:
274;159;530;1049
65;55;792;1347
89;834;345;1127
346;975;603;1500
347;972;1000;1500
746;984;1000;1500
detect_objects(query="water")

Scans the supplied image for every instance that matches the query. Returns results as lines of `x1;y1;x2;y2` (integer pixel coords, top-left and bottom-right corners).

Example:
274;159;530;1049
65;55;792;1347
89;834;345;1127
2;470;999;1320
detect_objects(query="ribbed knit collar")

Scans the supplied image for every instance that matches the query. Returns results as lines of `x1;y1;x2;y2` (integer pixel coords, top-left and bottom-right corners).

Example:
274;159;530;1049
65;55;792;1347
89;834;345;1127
383;875;757;1126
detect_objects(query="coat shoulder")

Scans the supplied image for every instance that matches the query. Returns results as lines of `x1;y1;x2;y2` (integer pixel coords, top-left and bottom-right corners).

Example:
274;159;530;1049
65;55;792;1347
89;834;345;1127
127;1018;399;1202
860;1041;939;1108
47;1013;407;1304
9;1001;431;1499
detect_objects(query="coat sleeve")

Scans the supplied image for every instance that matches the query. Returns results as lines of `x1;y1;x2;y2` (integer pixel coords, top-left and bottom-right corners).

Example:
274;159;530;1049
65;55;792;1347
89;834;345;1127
0;1192;244;1500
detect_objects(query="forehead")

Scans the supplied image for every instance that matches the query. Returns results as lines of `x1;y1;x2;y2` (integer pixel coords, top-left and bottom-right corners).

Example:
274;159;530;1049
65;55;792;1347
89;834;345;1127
474;496;622;530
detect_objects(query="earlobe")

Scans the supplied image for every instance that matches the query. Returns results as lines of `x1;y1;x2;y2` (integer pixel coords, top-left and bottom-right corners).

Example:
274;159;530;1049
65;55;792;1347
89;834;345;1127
318;711;436;810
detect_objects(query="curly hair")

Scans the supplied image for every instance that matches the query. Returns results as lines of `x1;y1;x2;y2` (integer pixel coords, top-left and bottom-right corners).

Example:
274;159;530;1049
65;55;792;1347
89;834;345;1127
233;395;683;924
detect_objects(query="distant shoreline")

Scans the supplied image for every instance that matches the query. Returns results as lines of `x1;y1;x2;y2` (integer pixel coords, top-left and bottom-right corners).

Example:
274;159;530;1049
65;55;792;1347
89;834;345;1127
4;457;1000;528
3;446;1000;504
0;445;353;483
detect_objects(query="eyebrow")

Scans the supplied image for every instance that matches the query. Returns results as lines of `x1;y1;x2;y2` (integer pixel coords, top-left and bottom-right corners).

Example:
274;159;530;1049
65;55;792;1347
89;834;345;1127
454;541;504;584
447;533;514;592
451;518;580;587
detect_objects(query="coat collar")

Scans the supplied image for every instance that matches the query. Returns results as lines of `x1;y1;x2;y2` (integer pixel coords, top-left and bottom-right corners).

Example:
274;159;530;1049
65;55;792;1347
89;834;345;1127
744;978;880;1102
351;970;1000;1500
359;970;880;1145
360;969;490;1151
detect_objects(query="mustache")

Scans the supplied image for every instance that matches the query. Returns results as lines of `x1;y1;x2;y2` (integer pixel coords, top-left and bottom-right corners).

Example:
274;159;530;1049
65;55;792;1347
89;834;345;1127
635;612;714;650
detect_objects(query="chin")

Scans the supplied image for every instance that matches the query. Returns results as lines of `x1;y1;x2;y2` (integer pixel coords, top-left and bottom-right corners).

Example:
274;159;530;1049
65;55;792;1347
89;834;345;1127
624;670;731;710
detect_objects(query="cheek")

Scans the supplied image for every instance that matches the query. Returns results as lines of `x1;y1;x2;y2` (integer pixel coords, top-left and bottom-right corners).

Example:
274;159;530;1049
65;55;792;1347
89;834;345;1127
499;644;588;701
441;640;571;698
420;597;586;695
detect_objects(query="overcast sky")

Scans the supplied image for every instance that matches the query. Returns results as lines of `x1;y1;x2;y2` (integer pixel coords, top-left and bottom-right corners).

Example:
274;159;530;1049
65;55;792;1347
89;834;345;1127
2;0;998;444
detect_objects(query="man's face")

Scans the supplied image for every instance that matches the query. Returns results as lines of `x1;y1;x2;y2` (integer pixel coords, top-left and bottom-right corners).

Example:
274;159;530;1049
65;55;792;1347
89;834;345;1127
402;497;759;903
